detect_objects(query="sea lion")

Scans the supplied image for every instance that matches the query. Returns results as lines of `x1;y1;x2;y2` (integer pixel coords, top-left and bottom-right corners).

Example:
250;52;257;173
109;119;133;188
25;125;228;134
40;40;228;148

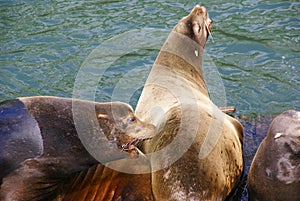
230;114;278;199
247;110;300;201
135;5;244;200
0;96;155;201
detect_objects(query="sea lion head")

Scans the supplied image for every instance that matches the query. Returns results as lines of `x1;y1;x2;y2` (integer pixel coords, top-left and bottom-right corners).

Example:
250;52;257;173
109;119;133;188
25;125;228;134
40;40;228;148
96;102;156;155
174;4;213;48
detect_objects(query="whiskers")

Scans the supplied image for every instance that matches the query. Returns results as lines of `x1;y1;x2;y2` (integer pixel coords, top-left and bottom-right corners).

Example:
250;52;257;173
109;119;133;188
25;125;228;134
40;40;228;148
134;146;148;160
205;21;214;43
121;138;150;160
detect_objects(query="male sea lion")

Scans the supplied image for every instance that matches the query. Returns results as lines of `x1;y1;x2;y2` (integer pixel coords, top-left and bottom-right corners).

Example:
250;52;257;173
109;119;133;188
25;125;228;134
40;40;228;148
135;5;244;200
0;96;155;201
247;110;300;201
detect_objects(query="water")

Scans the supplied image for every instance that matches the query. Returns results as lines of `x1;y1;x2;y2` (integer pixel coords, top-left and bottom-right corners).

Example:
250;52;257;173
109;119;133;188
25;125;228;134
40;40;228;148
1;0;299;114
0;0;299;199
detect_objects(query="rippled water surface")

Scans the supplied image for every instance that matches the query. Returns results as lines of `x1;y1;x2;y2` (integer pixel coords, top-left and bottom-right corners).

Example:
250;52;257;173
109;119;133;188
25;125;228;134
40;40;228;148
0;0;299;199
1;0;299;114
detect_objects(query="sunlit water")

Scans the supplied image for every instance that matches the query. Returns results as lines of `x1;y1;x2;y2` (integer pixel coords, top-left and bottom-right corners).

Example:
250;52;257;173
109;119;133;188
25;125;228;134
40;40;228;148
0;0;299;200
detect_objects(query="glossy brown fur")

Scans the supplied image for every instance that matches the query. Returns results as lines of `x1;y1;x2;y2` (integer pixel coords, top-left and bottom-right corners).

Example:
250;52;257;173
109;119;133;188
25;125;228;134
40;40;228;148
0;96;155;201
247;110;300;201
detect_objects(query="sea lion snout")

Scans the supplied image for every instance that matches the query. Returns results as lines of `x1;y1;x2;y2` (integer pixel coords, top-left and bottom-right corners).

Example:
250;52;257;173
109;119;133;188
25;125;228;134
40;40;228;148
97;103;155;153
174;5;212;47
125;118;156;139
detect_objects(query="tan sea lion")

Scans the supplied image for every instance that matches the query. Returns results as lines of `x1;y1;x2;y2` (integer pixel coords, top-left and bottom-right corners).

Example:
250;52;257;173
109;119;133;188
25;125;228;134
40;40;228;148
0;96;155;201
47;5;242;201
135;4;244;200
247;110;300;201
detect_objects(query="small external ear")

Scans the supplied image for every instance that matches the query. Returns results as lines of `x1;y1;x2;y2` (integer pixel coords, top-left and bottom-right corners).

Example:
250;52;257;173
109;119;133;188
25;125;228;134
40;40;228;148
192;21;202;45
192;21;200;34
97;114;108;119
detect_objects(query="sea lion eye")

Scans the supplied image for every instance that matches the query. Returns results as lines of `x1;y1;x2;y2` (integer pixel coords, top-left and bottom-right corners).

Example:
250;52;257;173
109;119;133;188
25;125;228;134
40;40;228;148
128;117;136;123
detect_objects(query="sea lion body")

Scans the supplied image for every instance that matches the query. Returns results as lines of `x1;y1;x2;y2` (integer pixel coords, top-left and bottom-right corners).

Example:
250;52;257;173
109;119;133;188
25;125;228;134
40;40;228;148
0;96;155;201
247;110;300;201
135;5;243;200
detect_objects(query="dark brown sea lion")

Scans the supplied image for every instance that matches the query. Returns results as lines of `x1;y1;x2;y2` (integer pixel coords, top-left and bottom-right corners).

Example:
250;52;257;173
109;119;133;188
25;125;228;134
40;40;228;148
0;96;155;201
247;110;300;201
230;114;278;199
135;4;244;200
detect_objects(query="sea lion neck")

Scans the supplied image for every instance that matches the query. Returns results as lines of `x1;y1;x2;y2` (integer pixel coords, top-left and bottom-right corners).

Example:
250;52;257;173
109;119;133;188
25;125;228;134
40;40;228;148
161;30;204;73
153;30;208;95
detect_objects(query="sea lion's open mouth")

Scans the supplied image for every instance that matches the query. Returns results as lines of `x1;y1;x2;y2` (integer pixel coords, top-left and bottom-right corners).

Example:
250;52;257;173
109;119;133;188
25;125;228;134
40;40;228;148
121;137;152;158
106;121;154;158
200;5;213;41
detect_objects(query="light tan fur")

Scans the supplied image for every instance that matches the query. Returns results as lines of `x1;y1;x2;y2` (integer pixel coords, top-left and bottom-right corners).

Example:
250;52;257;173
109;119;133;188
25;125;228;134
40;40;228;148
136;5;243;200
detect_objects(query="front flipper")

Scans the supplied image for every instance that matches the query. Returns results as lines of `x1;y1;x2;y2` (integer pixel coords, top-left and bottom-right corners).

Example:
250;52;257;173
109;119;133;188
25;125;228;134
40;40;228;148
0;156;96;201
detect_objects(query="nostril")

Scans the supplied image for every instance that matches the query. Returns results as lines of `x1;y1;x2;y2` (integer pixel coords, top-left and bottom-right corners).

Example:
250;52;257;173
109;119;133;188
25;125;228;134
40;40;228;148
197;4;206;14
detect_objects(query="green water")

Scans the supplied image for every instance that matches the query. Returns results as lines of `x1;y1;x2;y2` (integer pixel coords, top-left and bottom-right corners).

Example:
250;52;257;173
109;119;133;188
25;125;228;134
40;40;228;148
0;0;299;115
